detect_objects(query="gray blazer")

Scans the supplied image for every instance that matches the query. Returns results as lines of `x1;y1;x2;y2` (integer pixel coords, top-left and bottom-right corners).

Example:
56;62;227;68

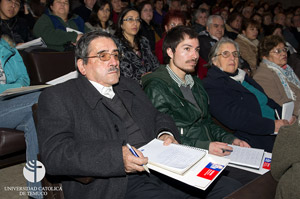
37;75;179;199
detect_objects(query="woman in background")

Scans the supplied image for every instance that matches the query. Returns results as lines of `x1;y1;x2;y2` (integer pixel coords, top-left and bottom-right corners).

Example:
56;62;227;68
235;19;260;76
253;35;300;116
138;1;162;52
114;7;159;83
85;0;115;34
33;0;89;51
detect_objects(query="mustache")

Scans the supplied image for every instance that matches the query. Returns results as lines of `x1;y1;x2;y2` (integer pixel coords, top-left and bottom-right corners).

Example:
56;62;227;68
185;59;198;64
108;66;120;73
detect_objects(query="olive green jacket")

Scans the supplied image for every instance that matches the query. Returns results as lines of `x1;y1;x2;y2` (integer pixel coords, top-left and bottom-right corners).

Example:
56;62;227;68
142;66;236;149
33;11;90;51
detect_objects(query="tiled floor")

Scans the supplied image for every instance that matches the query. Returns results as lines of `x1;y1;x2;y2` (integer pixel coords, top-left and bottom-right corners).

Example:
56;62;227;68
0;163;28;199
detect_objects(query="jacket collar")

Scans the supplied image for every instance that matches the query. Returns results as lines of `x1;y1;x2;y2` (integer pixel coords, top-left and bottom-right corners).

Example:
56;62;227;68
207;65;253;93
76;75;135;111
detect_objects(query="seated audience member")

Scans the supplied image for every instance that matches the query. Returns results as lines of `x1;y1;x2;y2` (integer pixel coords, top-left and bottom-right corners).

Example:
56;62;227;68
143;26;250;155
33;0;89;52
0;35;41;198
225;12;243;40
114;8;159;83
199;15;225;63
168;0;181;12
37;30;241;199
155;10;185;64
242;6;253;19
253;35;300;116
290;14;300;44
0;0;33;45
73;0;96;22
152;0;165;26
138;1;162;52
271;117;300;199
111;0;122;24
235;19;259;76
274;12;299;50
203;38;292;152
192;8;209;34
85;0;115;34
220;9;229;21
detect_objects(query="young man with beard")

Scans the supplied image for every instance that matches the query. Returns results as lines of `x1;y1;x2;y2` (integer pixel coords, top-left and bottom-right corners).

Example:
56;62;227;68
142;26;250;157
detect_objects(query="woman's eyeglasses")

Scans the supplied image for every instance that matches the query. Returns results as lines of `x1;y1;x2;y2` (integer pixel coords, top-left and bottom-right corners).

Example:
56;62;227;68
85;52;121;61
123;17;142;23
215;51;240;58
270;47;288;54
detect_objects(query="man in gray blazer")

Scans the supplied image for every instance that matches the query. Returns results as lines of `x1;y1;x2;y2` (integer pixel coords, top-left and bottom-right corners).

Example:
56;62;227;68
37;31;240;199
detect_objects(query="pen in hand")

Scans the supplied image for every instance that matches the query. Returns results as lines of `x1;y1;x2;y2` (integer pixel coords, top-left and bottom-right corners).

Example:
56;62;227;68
126;143;150;174
222;148;233;153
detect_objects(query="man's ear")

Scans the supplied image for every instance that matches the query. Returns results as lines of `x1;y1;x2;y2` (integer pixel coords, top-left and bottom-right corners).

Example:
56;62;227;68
166;48;174;60
77;59;86;76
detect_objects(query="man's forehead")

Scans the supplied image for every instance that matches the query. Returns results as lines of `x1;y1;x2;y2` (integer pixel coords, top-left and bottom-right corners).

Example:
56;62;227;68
177;36;199;47
212;18;224;25
89;37;117;52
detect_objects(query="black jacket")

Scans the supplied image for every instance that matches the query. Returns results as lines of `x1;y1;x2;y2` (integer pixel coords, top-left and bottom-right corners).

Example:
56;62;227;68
37;75;179;198
203;66;282;152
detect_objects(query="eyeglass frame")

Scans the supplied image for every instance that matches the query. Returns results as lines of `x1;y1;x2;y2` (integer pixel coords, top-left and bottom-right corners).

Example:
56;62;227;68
123;17;142;23
84;51;121;62
214;51;240;58
270;47;288;54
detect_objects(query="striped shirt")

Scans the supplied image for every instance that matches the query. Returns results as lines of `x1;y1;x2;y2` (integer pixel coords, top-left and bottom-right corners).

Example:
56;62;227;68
166;64;194;88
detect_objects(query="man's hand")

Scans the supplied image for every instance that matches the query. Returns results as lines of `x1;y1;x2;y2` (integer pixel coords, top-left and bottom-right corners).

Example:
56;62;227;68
232;138;251;148
289;116;297;124
209;142;233;156
122;146;148;173
158;134;178;146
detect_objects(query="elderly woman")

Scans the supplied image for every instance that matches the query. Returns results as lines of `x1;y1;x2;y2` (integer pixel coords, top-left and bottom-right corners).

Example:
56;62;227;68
203;38;291;152
33;0;89;51
114;7;160;83
253;35;300;116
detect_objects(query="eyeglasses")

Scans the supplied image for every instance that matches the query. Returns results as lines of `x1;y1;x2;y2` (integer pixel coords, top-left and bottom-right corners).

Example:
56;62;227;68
123;17;142;23
215;51;239;58
85;52;121;61
270;47;288;54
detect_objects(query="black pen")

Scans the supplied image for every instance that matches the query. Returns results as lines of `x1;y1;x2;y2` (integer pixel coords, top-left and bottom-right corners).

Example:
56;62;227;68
222;149;233;153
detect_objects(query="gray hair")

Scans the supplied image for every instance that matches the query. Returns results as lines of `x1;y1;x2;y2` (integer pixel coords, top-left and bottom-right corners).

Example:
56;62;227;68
193;8;209;24
75;31;114;67
206;15;225;28
208;37;240;66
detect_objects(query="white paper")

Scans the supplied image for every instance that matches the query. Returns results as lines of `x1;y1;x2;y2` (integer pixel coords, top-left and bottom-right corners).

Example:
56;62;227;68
228;152;272;175
46;71;78;85
0;85;51;100
224;145;264;169
140;139;206;174
16;37;46;50
282;101;294;121
66;27;83;35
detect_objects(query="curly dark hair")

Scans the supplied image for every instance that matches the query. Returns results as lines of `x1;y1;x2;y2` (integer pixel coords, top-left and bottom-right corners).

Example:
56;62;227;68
259;35;285;59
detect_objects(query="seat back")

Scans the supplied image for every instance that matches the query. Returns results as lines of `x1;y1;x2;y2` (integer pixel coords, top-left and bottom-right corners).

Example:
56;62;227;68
20;50;76;85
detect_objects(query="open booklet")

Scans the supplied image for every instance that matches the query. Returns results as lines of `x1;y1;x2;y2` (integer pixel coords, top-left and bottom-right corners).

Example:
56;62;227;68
16;37;47;50
139;139;230;190
224;145;264;169
0;85;51;100
228;152;272;175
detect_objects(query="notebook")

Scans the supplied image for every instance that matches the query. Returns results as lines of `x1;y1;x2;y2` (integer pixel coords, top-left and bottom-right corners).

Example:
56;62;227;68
224;145;264;169
282;101;294;121
139;139;230;190
139;139;206;175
